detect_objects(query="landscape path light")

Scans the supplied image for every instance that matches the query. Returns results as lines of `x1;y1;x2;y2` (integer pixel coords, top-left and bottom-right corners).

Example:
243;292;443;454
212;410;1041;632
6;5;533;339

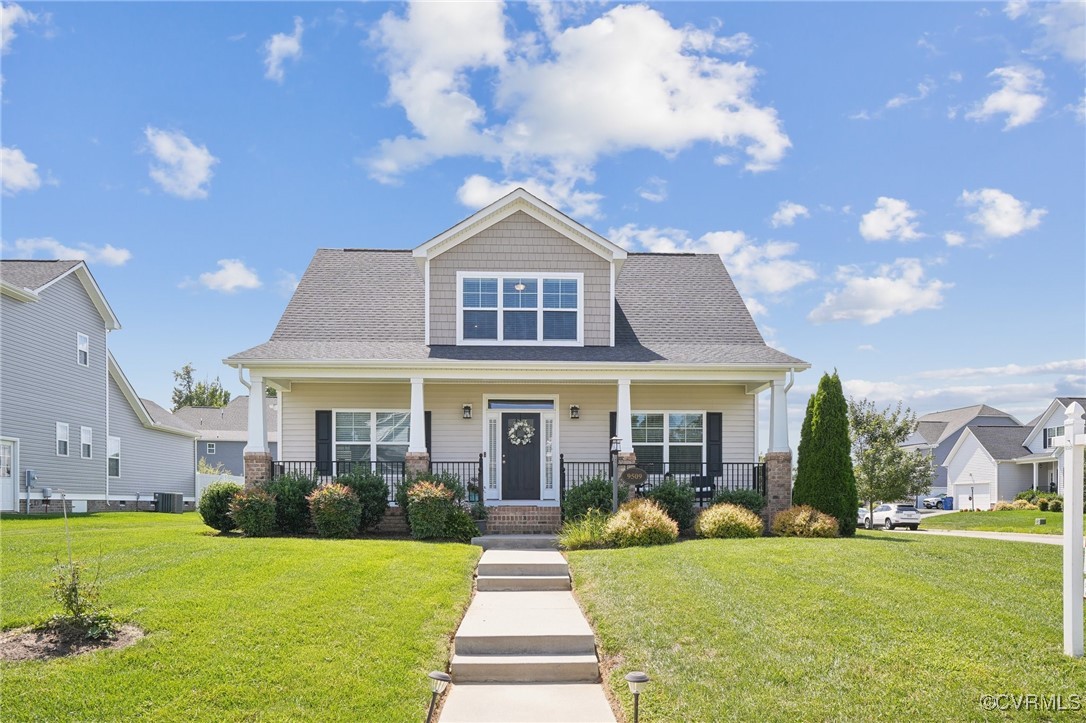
625;671;650;723
425;670;451;723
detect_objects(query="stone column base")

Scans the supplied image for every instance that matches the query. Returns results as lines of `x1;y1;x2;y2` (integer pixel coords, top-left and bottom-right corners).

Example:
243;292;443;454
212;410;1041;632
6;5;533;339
244;452;274;488
405;451;430;477
763;451;793;526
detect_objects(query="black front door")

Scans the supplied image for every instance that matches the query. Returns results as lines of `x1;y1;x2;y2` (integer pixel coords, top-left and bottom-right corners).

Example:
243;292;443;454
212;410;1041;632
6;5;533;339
501;413;541;500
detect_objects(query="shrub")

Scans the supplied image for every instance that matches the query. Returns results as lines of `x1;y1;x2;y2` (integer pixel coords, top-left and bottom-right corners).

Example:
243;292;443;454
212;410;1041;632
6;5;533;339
1015;490;1037;502
645;480;696;532
604;499;678;547
265;472;317;534
307;483;362;539
711;489;767;515
558;509;611;550
230;488;278;537
993;501;1015;511
771;505;839;538
406;481;456;540
199;481;242;532
1011;499;1038;510
793;372;858;536
444;507;480;543
48;557;119;641
562;475;628;521
1050;498;1064;512
696;503;764;539
1037;497;1050;511
396;471;465;524
337;469;390;532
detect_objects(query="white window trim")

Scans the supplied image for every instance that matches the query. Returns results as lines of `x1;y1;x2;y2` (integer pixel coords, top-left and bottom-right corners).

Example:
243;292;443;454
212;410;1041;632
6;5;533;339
77;332;90;367
80;426;93;459
206;442;216;455
630;410;707;467
108;436;120;478
455;271;584;346
332;409;411;464
1043;425;1065;449
56;422;70;457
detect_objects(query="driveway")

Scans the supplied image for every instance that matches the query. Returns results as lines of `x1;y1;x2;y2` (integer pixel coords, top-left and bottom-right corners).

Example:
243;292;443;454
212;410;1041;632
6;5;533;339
891;528;1062;545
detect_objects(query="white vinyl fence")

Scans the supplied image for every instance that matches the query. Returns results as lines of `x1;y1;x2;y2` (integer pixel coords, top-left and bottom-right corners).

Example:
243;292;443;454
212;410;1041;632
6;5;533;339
196;473;244;500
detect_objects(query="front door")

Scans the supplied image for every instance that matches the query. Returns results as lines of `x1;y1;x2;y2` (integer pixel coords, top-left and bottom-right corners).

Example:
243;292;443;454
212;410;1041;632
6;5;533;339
0;441;14;512
501;413;541;500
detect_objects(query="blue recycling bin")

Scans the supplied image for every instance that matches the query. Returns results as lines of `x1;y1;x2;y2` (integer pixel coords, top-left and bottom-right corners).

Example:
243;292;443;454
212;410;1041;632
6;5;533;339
942;496;953;511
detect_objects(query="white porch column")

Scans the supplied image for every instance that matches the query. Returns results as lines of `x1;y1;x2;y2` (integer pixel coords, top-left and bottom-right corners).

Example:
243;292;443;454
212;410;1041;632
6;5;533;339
1033;461;1039;491
244;374;268;454
408;377;426;453
616;379;633;454
768;378;790;453
1061;402;1084;658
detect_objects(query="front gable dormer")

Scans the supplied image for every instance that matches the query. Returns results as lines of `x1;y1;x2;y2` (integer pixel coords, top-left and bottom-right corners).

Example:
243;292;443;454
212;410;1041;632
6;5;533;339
413;189;626;347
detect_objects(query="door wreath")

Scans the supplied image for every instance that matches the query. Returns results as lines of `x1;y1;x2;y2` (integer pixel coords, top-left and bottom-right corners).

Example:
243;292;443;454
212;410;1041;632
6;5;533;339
507;419;535;446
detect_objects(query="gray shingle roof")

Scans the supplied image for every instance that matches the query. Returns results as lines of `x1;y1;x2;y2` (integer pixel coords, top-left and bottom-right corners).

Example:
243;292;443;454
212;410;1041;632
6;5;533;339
968;425;1030;461
141;398;198;434
914;404;1017;445
229;250;804;366
0;260;82;290
173;396;278;441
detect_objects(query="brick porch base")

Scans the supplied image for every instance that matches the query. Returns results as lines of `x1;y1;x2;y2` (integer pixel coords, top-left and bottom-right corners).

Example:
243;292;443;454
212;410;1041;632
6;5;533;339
486;505;561;535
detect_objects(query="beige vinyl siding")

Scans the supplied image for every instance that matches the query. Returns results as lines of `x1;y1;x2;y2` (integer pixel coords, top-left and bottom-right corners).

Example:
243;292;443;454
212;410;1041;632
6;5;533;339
429;211;612;346
280;381;756;463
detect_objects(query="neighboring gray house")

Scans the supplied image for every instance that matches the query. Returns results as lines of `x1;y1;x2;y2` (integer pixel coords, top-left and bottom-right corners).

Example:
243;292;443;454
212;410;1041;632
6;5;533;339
174;396;278;476
0;260;198;513
900;404;1020;496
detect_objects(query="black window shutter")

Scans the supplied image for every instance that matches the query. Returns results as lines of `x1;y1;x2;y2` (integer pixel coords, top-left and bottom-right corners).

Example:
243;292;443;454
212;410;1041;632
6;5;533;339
425;411;432;456
707;412;723;477
609;412;617;439
316;410;332;475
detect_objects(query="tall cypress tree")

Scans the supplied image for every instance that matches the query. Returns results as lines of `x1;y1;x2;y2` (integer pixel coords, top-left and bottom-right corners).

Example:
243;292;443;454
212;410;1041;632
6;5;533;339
793;371;858;536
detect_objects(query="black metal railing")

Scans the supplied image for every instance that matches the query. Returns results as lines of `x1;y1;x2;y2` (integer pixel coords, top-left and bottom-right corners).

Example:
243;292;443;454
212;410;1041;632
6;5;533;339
429;455;485;502
559;455;766;509
273;460;408;503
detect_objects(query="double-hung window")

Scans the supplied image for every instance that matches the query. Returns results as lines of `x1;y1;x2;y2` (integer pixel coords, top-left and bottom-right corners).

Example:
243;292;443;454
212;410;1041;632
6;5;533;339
334;411;411;464
77;333;89;366
1043;425;1065;449
56;423;69;456
631;412;705;474
206;442;216;455
108;436;120;477
80;426;93;459
459;273;582;344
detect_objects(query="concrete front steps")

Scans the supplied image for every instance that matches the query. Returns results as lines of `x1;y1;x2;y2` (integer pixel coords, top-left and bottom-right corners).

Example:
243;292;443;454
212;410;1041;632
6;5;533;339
440;547;616;722
471;534;559;550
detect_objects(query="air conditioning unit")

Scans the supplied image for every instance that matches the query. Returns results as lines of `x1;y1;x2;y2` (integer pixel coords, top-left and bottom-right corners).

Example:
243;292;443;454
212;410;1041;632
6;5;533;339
154;492;184;513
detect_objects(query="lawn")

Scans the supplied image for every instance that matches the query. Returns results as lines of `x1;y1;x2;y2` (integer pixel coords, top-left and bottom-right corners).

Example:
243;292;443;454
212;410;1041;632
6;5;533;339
923;510;1084;535
1;512;480;721
569;533;1086;722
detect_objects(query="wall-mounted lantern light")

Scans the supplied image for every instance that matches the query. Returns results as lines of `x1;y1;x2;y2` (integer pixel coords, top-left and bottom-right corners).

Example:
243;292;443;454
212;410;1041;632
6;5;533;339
463;404;473;420
569;404;580;420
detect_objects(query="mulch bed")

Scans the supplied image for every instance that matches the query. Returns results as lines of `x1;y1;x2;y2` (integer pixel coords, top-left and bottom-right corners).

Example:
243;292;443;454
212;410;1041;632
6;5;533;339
0;624;143;662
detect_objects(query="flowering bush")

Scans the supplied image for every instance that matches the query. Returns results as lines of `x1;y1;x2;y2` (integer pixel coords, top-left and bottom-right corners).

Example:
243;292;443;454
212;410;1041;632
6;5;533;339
604;499;678;547
229;488;278;537
307;483;362;539
696;503;764;539
771;505;839;538
406;481;456;540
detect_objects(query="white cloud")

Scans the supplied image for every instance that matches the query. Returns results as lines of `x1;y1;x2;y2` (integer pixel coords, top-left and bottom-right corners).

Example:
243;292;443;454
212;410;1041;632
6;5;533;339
1007;1;1086;64
607;224;817;297
3;237;131;266
1073;95;1086;123
943;231;966;247
263;16;304;83
916;359;1085;380
769;201;809;228
859;197;923;241
193;259;261;293
637;176;668;203
744;297;769;317
369;3;790;211
143;127;219;200
1;146;40;195
1;1;35;53
842;379;909;402
885;78;935;109
857;344;877;352
966;65;1046;130
808;258;950;325
1004;1;1030;21
959;188;1046;238
276;270;299;297
457;170;603;219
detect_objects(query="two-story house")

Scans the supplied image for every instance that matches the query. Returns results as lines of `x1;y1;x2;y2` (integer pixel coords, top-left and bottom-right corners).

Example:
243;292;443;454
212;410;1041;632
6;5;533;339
174;395;279;476
0;260;199;513
225;189;808;533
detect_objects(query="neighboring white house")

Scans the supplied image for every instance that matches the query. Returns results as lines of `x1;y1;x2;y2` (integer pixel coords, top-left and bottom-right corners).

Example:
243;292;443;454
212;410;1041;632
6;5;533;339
942;396;1086;510
0;259;199;513
174;396;279;476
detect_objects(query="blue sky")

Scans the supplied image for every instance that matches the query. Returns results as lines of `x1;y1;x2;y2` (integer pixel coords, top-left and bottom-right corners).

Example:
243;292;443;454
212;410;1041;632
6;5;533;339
3;1;1084;447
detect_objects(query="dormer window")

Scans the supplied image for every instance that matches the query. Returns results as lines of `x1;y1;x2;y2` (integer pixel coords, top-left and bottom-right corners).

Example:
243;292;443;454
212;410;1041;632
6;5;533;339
457;272;583;345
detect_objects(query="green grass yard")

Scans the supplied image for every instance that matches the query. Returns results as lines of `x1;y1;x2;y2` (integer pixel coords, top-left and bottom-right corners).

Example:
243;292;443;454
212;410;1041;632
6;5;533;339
923;510;1085;535
0;512;479;722
570;533;1086;722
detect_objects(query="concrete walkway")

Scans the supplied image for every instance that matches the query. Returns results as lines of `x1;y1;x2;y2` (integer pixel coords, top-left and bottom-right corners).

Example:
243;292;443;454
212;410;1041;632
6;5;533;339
440;542;616;723
893;528;1062;545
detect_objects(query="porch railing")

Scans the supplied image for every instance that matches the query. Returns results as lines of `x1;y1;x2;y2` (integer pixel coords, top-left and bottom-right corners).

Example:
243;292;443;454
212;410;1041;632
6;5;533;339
429;455;485;502
273;460;407;503
559;455;767;509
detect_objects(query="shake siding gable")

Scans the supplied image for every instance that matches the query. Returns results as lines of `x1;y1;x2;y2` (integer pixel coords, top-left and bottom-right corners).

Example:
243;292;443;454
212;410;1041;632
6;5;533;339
107;375;196;498
429;211;611;346
0;272;108;496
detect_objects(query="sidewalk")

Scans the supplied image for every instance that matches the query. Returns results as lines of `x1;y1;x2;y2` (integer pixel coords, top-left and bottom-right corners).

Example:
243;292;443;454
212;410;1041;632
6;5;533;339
896;528;1062;545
